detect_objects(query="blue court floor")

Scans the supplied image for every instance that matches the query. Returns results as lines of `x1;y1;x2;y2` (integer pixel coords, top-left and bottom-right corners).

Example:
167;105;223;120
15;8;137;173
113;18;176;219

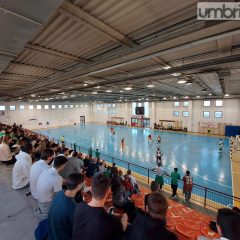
36;124;232;196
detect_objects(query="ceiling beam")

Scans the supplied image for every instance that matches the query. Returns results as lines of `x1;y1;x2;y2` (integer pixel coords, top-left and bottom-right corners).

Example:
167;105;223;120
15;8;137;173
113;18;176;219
152;57;172;69
217;36;232;57
8;62;64;73
11;22;240;96
0;73;41;80
25;43;91;64
0;79;29;84
59;1;138;48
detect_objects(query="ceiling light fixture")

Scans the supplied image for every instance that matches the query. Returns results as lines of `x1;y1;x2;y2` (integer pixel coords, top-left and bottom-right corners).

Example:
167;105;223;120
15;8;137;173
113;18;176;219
196;95;200;98
173;96;176;99
163;65;171;70
83;83;88;86
120;90;123;93
186;81;193;85
224;93;229;97
124;87;132;91
177;80;186;84
91;91;98;95
163;97;166;100
105;90;112;93
30;94;36;97
172;73;181;77
208;93;212;96
147;84;154;88
95;86;101;89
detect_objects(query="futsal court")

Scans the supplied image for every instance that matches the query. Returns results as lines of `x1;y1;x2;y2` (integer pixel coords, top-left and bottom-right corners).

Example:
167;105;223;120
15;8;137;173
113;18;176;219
37;124;232;196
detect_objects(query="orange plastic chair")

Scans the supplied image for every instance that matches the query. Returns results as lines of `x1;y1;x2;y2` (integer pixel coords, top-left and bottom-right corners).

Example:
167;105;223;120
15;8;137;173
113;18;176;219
200;223;220;239
175;223;196;239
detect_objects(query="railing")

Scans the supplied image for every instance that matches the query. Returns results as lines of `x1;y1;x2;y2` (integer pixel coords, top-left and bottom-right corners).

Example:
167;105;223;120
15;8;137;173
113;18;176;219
52;137;240;211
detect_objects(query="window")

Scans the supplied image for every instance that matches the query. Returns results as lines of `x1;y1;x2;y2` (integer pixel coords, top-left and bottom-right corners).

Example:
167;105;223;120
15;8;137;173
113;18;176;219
44;105;49;110
37;105;42;110
19;105;24;111
51;105;56;109
108;103;116;107
183;101;189;107
80;105;83;108
173;111;179;117
70;105;73;109
203;100;211;107
58;105;62;109
85;104;88;107
0;106;5;111
75;105;78;108
29;105;34;110
64;105;68;109
216;100;223;107
203;111;210;118
174;102;180;107
182;111;189;117
215;111;223;118
9;106;15;111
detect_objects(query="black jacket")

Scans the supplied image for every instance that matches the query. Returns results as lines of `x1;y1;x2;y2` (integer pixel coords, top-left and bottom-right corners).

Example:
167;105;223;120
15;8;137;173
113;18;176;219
125;213;178;240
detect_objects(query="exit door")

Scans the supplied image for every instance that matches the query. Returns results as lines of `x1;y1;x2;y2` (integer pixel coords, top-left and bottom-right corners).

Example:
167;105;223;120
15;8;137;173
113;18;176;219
80;116;85;124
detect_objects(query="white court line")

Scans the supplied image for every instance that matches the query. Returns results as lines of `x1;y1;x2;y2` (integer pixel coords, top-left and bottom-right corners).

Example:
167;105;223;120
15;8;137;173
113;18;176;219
170;140;232;189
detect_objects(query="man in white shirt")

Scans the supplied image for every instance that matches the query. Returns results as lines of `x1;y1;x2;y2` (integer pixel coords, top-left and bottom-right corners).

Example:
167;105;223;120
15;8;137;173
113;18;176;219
30;148;55;199
153;164;169;190
12;145;32;189
35;155;68;219
0;135;15;165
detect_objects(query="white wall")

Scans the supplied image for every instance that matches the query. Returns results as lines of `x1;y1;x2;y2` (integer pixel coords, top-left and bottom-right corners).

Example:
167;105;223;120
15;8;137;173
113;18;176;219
154;99;240;132
0;99;239;133
0;102;92;129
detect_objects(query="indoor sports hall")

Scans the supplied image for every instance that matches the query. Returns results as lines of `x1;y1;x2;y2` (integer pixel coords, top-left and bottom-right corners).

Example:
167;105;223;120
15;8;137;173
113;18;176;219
0;1;240;240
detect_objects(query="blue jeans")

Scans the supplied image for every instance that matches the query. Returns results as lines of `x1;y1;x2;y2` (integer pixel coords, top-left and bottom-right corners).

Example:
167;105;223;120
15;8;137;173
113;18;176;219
185;191;191;203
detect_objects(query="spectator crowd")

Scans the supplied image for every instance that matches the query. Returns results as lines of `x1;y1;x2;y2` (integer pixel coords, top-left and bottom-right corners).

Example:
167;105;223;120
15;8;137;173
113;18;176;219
0;122;240;240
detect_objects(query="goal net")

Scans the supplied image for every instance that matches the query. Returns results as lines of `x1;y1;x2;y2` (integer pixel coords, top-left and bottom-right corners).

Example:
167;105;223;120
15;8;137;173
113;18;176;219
236;135;240;151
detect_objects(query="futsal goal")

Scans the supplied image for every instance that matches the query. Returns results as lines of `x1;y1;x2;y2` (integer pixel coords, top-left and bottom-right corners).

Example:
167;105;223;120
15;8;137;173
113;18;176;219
235;135;240;151
107;116;124;125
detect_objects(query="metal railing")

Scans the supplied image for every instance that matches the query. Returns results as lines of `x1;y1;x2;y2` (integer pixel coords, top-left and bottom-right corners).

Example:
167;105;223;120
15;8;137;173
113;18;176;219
52;137;240;211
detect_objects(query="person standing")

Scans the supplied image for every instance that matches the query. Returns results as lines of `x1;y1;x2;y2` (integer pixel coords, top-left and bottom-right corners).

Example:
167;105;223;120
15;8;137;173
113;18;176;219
12;144;32;189
48;173;84;240
153;164;168;190
88;147;93;159
60;135;65;146
183;170;193;205
30;149;54;199
121;138;125;150
218;139;224;155
170;168;180;199
156;148;162;166
95;148;100;161
147;134;153;143
72;174;127;240
35;156;68;219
